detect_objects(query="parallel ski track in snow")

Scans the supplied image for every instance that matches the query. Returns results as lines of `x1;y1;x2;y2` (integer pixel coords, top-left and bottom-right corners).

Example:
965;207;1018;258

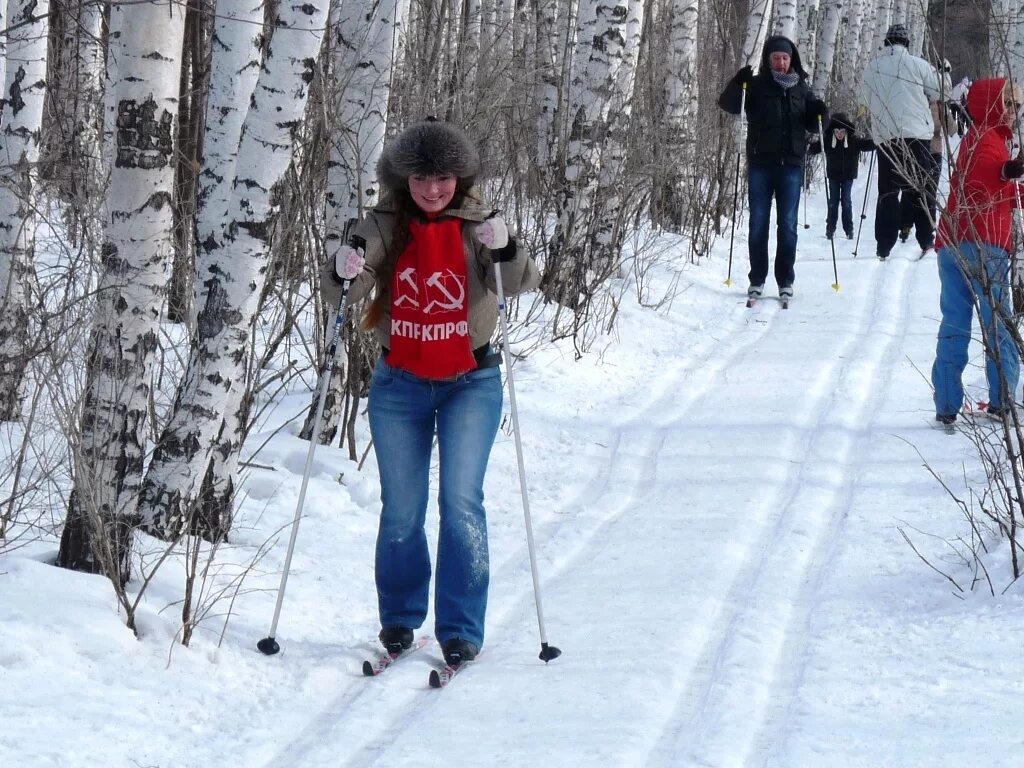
643;256;916;767
253;295;784;768
744;258;916;767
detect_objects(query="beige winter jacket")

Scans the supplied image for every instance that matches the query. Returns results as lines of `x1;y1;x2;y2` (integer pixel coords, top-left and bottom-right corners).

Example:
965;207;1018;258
323;198;540;351
929;101;955;155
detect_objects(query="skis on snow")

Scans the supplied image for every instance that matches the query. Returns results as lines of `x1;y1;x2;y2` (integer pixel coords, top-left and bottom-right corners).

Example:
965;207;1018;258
746;296;790;310
362;635;432;676
428;662;470;688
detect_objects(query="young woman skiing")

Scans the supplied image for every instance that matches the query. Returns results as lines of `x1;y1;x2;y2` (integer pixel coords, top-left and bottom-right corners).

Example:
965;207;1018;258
329;119;540;666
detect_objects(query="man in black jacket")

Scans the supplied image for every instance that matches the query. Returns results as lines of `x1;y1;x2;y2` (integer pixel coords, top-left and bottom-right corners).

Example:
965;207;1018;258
719;36;827;301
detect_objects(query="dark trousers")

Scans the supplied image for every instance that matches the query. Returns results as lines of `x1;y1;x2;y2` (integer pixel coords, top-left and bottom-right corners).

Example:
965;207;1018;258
900;152;942;234
826;179;854;235
876;138;934;256
747;163;802;288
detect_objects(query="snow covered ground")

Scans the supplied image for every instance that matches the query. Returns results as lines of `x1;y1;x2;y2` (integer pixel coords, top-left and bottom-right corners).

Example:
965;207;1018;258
4;166;1024;768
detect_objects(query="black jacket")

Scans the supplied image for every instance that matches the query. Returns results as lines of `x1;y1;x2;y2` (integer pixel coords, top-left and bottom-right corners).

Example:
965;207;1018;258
807;113;875;181
718;35;823;167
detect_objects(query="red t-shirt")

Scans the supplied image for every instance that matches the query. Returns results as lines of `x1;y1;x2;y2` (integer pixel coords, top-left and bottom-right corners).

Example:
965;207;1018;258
386;217;477;379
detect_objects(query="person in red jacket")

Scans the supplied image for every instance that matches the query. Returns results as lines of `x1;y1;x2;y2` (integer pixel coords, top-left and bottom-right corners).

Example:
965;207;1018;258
932;78;1024;425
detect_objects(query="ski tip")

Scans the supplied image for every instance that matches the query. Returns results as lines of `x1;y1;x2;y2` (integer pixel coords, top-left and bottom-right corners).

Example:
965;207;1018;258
428;669;442;688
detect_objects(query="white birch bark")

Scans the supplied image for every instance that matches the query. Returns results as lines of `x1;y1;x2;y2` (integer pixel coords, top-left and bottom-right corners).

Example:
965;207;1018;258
833;0;864;107
545;0;641;302
992;0;1015;76
905;0;926;57
58;1;186;576
1009;0;1024;88
797;0;819;65
593;0;645;267
301;0;407;446
773;0;798;40
812;0;844;90
665;0;699;134
460;0;482;116
742;0;774;66
0;0;48;421
871;0;892;56
193;0;265;321
534;0;560;167
139;0;328;538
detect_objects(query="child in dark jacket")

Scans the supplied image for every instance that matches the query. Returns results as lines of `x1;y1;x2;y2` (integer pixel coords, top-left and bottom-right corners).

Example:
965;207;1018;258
808;113;875;239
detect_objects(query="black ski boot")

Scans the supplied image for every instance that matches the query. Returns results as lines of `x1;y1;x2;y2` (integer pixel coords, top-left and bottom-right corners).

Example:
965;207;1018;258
379;626;414;654
441;638;479;667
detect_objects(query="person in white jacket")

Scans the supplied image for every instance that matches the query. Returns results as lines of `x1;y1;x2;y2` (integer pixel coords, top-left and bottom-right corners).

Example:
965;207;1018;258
859;23;942;260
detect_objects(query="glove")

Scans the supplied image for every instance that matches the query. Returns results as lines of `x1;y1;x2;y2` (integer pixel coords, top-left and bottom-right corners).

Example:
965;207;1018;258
810;99;828;121
1003;155;1024;180
333;243;364;282
733;65;753;88
474;216;509;250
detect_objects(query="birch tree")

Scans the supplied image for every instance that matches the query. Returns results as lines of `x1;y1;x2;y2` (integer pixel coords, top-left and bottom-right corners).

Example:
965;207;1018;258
798;0;819;65
773;0;798;40
534;0;560;169
542;0;641;307
0;0;48;422
658;0;699;228
812;0;844;90
302;0;408;446
833;0;864;109
742;0;774;65
57;1;187;577
905;0;926;57
138;0;328;540
992;0;1016;75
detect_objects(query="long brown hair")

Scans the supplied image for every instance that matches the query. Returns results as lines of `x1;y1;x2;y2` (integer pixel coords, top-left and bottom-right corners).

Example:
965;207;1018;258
362;180;479;331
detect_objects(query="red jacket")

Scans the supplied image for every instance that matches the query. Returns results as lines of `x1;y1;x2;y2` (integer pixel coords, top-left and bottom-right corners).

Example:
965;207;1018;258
937;78;1018;252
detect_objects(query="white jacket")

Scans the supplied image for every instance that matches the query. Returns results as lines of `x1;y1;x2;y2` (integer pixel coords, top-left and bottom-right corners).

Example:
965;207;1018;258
859;45;942;142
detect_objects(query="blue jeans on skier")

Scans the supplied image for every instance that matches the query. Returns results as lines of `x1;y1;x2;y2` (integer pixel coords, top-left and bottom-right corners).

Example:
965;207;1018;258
932;243;1020;417
826;179;854;237
748;163;802;289
368;358;502;649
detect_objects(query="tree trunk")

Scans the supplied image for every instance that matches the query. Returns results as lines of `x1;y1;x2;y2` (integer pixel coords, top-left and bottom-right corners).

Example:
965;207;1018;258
301;0;406;447
773;0;798;39
138;0;327;541
812;0;844;91
58;0;187;578
798;0;820;66
0;0;48;422
742;0;773;66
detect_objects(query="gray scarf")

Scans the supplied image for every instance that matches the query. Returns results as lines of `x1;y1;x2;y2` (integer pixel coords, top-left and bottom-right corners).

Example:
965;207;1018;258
771;70;800;90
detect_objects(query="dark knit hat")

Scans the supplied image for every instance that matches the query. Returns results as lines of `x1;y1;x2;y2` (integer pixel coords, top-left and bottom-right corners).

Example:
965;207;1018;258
766;38;794;57
884;24;910;47
377;119;480;192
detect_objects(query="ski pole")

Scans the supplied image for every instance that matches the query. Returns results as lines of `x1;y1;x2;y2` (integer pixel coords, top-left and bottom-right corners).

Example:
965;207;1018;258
853;151;875;258
491;255;562;664
818;115;840;292
257;241;358;656
725;83;747;287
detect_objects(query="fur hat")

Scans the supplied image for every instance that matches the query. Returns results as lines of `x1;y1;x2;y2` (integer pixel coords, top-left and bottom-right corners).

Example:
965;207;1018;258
884;24;909;47
377;120;480;192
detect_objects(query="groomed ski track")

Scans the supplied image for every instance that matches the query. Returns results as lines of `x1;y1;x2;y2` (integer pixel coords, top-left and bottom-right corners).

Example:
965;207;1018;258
251;218;1005;764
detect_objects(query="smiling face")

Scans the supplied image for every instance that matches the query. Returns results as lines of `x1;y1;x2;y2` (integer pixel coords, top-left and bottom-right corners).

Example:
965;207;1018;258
409;174;458;213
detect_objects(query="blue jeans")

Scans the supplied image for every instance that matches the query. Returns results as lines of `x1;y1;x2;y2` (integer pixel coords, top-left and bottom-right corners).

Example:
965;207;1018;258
368;359;502;649
932;244;1020;416
826;179;854;234
748;163;802;288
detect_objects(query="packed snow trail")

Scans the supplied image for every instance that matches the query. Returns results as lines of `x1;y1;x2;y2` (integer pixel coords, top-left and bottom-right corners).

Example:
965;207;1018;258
250;177;999;768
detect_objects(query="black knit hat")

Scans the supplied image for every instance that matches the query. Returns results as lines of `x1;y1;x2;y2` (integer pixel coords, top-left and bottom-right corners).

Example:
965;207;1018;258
766;38;794;57
884;23;910;47
376;120;480;192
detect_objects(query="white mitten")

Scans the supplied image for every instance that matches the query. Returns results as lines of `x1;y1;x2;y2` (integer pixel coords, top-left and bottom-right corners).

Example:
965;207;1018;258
474;216;509;250
335;244;365;281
